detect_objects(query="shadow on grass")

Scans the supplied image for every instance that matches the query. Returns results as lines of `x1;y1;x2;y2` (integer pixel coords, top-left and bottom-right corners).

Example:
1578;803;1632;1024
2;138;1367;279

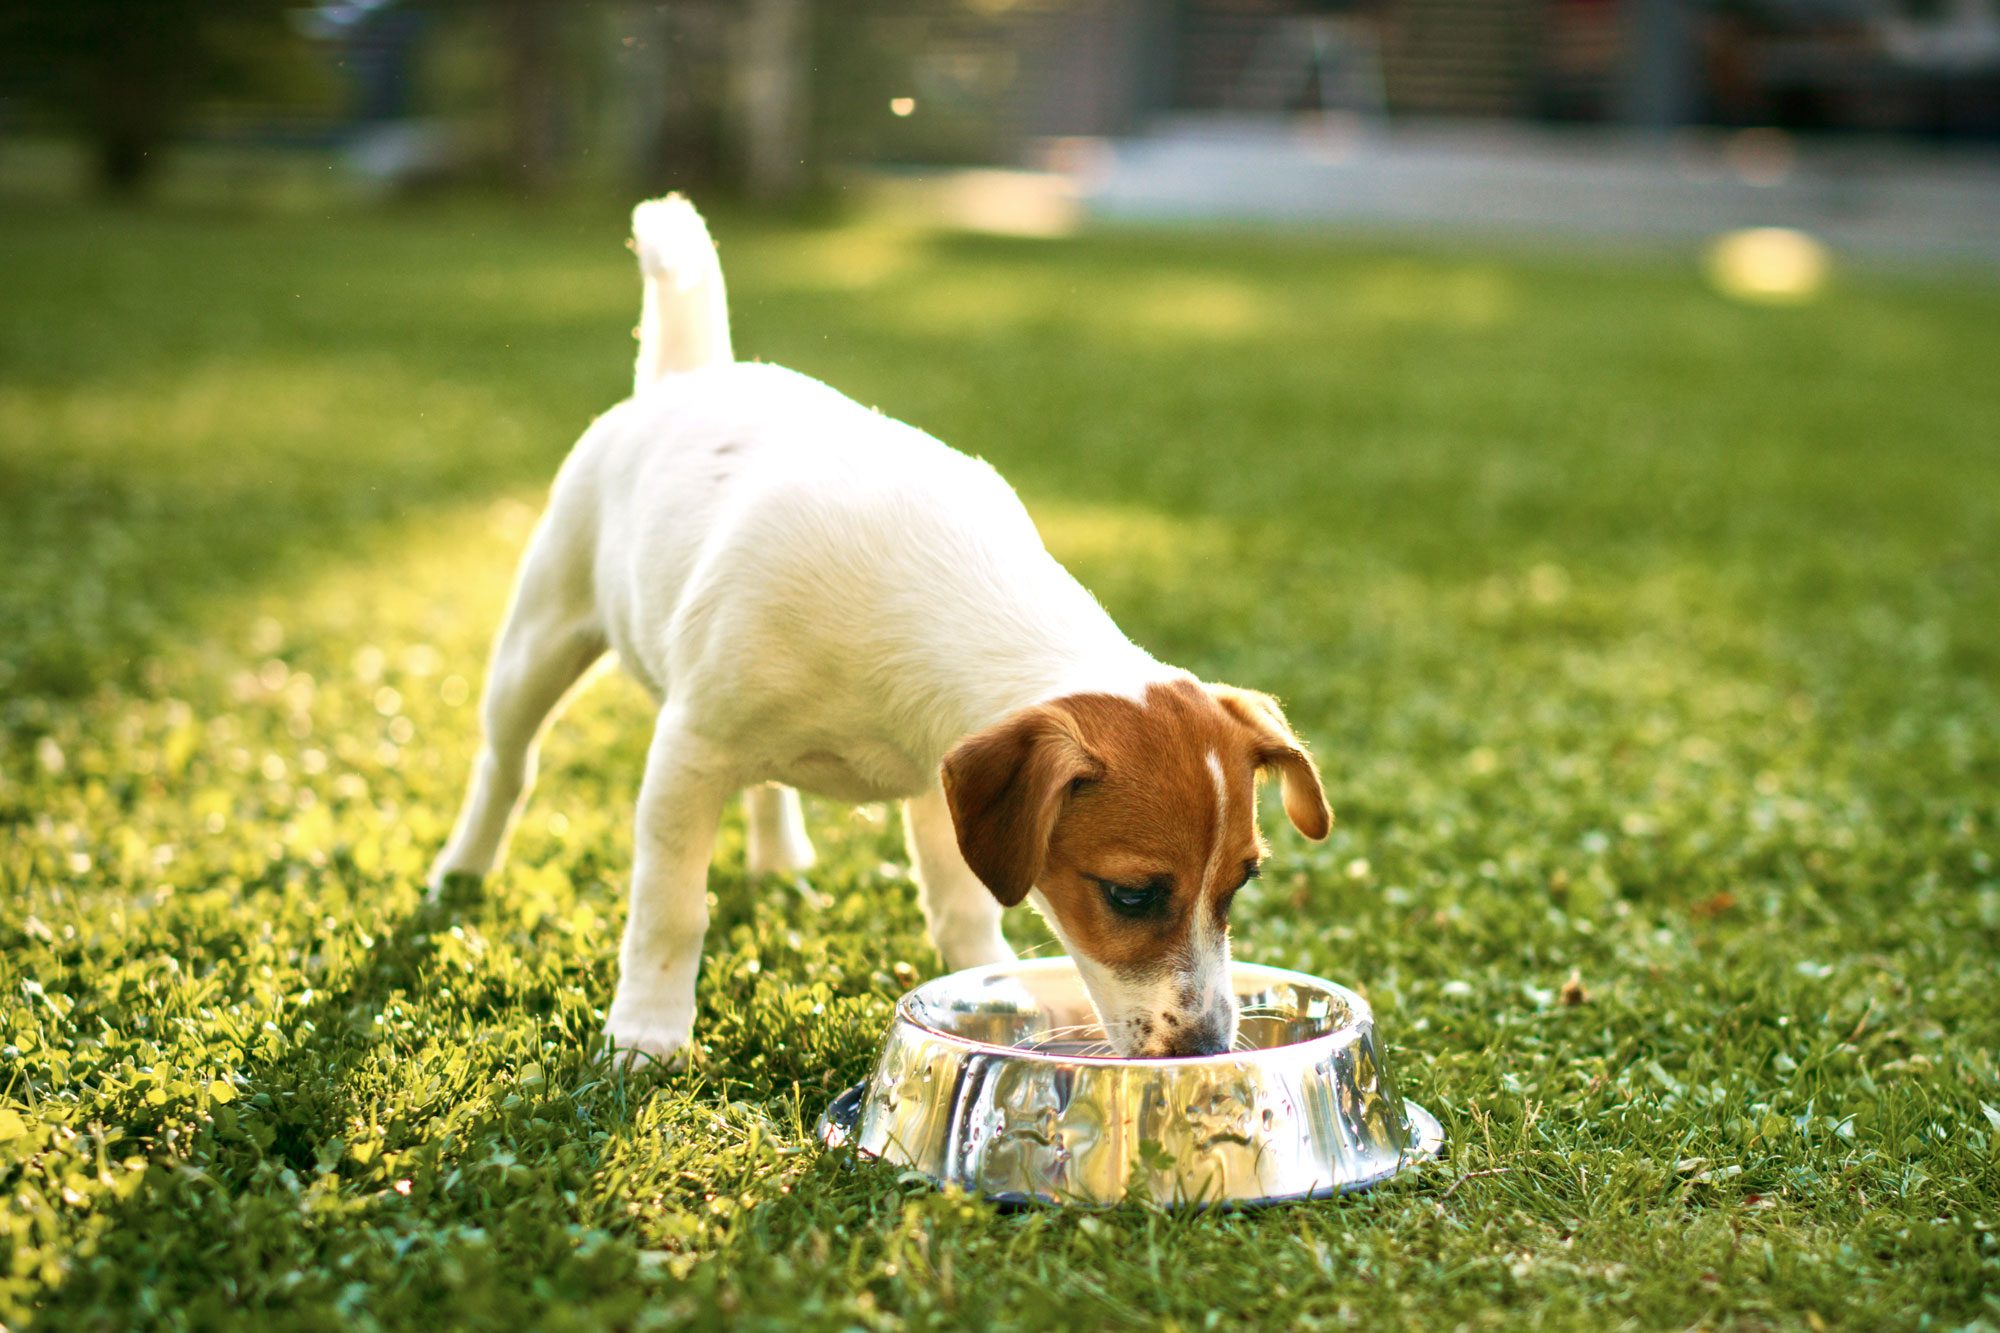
0;206;639;705
27;876;681;1323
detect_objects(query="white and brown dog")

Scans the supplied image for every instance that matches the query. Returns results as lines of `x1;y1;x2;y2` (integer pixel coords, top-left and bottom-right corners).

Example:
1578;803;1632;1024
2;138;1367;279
431;197;1331;1062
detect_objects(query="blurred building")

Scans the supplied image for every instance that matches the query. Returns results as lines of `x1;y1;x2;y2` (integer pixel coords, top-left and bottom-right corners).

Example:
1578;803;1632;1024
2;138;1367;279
12;0;1989;212
982;0;2000;141
854;0;2000;262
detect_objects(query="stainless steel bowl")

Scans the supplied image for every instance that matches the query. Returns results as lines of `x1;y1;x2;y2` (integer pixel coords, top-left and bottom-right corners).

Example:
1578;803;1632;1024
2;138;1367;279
818;958;1442;1207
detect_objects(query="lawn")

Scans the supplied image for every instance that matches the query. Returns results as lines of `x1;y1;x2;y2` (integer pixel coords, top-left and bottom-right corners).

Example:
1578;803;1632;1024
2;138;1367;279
1;195;1996;1330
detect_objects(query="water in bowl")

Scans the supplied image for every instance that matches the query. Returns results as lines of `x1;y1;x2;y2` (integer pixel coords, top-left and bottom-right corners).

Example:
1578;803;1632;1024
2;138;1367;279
926;972;1356;1059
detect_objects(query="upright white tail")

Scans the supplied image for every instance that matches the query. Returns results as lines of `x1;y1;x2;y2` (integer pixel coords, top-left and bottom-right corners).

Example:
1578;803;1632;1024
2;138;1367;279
631;195;733;391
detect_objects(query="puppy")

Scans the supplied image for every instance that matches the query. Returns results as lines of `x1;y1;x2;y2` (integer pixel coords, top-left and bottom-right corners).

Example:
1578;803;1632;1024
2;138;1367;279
430;197;1331;1061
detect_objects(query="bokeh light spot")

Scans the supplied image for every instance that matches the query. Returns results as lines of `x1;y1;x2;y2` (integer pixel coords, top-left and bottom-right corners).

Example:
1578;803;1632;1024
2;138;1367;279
1705;227;1831;305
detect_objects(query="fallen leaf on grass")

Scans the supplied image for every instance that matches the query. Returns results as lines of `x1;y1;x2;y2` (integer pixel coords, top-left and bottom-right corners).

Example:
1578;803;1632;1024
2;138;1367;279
1688;891;1737;920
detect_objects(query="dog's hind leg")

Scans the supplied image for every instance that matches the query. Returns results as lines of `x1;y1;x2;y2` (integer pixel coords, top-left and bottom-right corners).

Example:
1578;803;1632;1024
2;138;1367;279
430;515;604;892
606;710;732;1063
905;783;1016;970
743;783;815;876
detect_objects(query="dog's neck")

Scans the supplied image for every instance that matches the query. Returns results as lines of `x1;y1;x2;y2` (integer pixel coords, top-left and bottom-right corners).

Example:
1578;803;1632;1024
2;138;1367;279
1018;639;1182;715
925;567;1184;755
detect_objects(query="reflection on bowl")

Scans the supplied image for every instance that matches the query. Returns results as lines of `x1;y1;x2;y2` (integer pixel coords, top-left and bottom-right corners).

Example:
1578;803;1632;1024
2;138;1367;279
819;958;1442;1208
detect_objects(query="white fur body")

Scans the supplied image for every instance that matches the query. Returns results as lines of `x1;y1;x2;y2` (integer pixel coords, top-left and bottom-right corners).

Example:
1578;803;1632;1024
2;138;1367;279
429;197;1190;1060
572;362;1169;800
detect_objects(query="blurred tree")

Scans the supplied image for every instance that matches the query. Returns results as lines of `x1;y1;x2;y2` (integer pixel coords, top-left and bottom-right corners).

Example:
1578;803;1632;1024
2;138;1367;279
414;0;579;196
616;0;790;200
806;0;1019;172
0;0;303;197
730;0;810;201
619;1;730;194
618;0;808;201
499;0;560;194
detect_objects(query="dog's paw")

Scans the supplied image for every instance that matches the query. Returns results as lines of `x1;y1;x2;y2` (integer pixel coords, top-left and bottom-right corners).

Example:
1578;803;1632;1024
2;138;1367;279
426;843;488;889
425;866;486;908
602;1017;692;1070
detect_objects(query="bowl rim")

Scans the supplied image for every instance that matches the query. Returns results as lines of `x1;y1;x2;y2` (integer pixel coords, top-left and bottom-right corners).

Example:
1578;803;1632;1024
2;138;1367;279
817;1082;1446;1209
893;956;1376;1069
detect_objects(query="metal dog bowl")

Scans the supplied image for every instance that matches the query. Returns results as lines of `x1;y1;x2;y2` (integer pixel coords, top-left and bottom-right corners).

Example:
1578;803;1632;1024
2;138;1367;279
818;958;1442;1207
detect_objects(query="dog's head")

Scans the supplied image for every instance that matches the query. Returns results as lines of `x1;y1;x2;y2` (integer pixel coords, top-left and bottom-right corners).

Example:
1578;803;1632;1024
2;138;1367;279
941;677;1330;1057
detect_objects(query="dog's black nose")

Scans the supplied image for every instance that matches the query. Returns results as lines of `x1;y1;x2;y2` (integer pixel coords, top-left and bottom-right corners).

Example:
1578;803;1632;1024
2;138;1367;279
1159;1027;1232;1058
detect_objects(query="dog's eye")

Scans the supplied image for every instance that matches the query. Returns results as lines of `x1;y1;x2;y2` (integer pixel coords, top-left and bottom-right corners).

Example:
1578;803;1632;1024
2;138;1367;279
1095;877;1168;919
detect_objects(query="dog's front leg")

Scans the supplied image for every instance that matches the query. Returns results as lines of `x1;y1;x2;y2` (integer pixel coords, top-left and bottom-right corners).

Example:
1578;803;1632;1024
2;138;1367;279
605;711;732;1064
904;783;1016;970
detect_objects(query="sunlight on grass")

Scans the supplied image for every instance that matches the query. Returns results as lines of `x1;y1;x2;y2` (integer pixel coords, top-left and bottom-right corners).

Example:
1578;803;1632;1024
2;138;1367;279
880;267;1277;342
883;272;1059;335
1034;498;1232;572
1113;274;1276;340
452;262;636;325
734;221;932;294
1345;263;1516;329
0;357;528;466
2;202;1995;1328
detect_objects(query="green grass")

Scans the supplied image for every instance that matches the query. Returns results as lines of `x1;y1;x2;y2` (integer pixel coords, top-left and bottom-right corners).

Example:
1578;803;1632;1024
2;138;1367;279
2;196;1997;1330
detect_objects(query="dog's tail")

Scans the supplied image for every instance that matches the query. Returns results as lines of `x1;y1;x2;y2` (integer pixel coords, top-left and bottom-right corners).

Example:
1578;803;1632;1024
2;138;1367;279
631;194;732;392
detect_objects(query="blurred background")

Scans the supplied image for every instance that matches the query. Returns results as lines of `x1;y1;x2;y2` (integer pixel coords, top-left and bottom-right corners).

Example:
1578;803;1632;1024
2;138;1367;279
2;8;1997;1323
2;0;1998;261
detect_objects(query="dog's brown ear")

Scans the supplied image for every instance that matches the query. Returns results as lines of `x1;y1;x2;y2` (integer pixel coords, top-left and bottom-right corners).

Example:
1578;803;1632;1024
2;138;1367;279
940;703;1101;906
1210;685;1333;840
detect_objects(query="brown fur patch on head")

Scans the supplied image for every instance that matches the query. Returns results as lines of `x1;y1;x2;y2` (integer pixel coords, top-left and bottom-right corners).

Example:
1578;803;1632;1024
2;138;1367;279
1031;680;1259;971
1208;684;1333;841
942;677;1332;1055
943;678;1327;963
939;702;1101;906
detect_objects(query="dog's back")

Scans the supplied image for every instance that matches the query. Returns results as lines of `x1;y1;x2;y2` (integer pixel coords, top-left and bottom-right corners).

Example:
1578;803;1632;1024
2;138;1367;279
545;201;1148;782
576;359;1128;782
